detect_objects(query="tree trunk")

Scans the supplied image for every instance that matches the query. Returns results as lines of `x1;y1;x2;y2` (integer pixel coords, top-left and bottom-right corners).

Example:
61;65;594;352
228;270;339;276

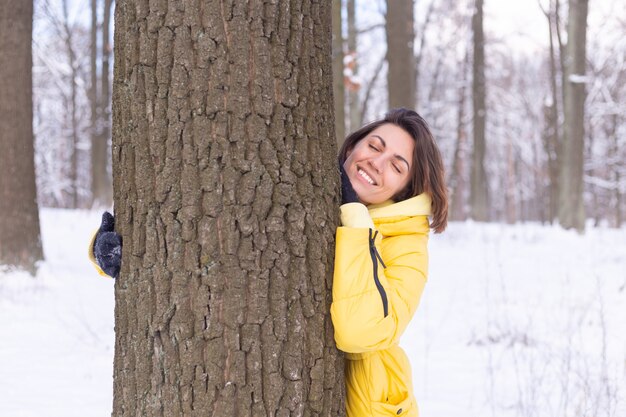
542;1;561;223
558;0;588;231
92;0;113;207
346;0;360;133
0;0;43;273
611;115;622;228
111;1;343;415
470;0;489;221
449;49;469;222
332;0;345;145
59;0;81;208
386;0;415;109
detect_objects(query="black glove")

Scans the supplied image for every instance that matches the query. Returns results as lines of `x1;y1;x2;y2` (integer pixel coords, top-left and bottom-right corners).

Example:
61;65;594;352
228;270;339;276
93;211;122;278
340;164;359;204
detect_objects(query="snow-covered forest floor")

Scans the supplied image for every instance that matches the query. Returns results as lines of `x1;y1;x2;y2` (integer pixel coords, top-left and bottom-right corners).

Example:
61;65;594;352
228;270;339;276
1;209;625;417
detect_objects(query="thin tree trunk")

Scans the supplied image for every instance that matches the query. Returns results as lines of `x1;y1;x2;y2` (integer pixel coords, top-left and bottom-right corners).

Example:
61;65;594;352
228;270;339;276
333;0;345;145
414;0;435;109
111;0;343;415
449;49;469;221
60;0;80;208
505;136;516;224
558;0;588;231
92;0;113;207
542;0;560;223
386;0;415;109
0;0;44;273
470;0;489;221
347;0;360;132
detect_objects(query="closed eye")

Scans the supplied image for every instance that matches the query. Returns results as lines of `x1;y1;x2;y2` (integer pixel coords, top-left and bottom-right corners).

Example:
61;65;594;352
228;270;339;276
393;164;401;173
368;144;379;152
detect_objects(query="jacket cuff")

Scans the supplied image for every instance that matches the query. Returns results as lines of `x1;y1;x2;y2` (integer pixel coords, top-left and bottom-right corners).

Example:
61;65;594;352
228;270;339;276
340;203;375;228
88;230;112;278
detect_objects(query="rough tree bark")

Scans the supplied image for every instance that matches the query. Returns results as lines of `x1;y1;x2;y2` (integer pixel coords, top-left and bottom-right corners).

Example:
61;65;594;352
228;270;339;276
0;0;44;273
470;0;489;221
111;1;343;415
332;0;345;146
386;0;415;109
558;0;588;231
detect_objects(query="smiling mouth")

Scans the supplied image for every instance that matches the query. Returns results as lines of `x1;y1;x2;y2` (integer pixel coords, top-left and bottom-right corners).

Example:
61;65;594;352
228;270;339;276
357;167;377;185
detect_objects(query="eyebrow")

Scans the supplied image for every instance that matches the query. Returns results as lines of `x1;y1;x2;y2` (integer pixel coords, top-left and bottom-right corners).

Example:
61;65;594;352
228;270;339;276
371;135;411;171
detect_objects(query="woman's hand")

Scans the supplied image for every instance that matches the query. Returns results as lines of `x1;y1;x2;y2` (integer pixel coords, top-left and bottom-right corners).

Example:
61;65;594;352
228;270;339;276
340;164;359;204
93;211;122;278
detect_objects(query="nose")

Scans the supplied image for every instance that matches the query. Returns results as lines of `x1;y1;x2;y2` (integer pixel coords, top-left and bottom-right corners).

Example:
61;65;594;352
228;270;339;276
368;155;383;174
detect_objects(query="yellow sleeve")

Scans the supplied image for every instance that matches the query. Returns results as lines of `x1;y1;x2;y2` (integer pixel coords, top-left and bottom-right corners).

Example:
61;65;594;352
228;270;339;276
330;227;428;353
88;230;113;278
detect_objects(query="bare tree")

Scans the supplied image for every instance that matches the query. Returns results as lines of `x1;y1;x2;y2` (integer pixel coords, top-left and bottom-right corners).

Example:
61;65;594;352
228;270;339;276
0;0;44;273
470;0;489;221
333;0;346;145
90;0;113;207
346;0;360;133
111;0;343;415
386;0;416;109
558;0;589;231
449;48;470;221
91;0;113;207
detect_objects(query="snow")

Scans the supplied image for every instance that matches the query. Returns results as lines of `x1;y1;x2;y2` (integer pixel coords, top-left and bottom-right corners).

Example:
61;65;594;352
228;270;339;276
0;210;114;417
1;210;625;416
569;74;592;84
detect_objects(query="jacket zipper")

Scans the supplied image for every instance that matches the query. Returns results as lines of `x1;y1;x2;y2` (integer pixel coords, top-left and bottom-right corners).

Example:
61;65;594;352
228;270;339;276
369;229;388;317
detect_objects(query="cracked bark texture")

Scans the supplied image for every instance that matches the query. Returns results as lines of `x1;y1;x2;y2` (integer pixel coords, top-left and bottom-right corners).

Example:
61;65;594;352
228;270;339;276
111;1;344;416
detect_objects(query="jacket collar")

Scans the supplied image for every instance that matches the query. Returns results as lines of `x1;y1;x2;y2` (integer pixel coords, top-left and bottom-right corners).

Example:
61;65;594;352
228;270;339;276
367;193;432;220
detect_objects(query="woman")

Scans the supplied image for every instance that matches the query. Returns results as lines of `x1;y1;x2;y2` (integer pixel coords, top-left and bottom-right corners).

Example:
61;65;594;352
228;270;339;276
90;108;447;416
332;108;447;417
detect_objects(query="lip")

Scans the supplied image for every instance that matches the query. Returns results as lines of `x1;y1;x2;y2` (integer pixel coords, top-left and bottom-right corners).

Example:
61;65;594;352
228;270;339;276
355;165;378;186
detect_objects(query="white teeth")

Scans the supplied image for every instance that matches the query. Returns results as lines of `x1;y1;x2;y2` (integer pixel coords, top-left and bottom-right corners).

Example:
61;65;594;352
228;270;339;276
358;169;375;185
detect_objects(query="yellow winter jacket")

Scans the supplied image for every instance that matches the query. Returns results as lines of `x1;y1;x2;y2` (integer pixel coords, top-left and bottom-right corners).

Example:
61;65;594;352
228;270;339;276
331;193;431;417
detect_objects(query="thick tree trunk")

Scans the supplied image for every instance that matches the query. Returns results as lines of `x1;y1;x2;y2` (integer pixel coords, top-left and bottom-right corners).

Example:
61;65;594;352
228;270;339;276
386;0;415;109
332;0;345;146
111;1;343;415
470;0;489;221
558;0;588;231
0;0;43;273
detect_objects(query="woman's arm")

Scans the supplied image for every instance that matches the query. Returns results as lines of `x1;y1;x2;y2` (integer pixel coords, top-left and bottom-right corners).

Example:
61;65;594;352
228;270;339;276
88;211;122;279
330;215;428;353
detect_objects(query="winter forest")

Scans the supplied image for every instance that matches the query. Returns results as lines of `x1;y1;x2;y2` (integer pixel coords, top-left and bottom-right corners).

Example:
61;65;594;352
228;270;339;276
1;0;625;416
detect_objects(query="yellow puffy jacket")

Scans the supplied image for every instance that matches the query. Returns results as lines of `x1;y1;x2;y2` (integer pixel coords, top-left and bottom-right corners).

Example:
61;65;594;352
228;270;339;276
331;193;431;417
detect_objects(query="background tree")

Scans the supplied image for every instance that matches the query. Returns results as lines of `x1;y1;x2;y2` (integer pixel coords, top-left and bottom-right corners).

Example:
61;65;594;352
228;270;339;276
0;0;44;273
90;0;114;207
346;0;361;133
333;0;346;145
111;0;344;415
469;0;489;221
558;0;589;231
386;0;416;109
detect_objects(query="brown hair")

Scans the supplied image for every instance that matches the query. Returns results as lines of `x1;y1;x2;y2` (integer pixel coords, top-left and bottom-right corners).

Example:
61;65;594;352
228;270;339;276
338;108;448;233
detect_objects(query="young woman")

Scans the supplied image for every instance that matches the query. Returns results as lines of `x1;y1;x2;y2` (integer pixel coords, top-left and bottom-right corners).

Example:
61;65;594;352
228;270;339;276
332;108;447;417
90;107;447;416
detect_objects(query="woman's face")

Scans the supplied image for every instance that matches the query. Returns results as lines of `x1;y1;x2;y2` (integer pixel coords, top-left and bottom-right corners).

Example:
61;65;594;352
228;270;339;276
343;123;414;205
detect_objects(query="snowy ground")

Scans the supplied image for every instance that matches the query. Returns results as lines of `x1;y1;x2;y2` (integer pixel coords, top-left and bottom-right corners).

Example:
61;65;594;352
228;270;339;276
1;209;625;417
